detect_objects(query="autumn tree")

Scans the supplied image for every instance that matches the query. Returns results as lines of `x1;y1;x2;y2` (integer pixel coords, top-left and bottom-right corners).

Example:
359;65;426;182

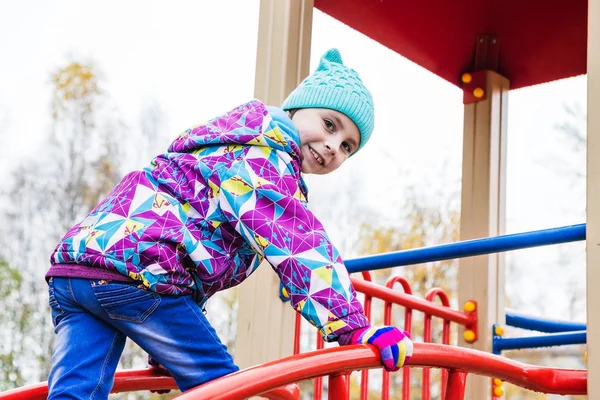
0;60;131;389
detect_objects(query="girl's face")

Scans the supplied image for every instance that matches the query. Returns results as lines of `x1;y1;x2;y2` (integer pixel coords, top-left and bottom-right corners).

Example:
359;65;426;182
291;108;361;175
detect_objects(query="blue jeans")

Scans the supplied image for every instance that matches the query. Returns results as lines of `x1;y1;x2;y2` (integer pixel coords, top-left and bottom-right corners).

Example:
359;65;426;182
47;277;239;399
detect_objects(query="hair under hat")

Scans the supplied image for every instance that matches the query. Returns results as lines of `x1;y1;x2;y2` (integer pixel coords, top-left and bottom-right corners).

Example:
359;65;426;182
282;48;375;155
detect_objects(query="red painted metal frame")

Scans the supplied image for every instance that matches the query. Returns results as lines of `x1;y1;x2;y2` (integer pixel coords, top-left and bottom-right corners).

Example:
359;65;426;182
445;371;467;400
176;343;586;399
351;278;475;328
294;274;478;400
294;272;375;400
0;343;586;400
383;276;413;400
423;288;452;400
0;370;299;400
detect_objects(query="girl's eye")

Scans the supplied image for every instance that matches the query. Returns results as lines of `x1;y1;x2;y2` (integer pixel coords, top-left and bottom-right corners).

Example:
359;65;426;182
324;119;335;131
342;142;352;153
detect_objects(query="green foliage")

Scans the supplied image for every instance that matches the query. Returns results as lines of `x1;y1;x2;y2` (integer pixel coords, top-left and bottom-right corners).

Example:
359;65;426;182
0;259;29;391
0;258;21;297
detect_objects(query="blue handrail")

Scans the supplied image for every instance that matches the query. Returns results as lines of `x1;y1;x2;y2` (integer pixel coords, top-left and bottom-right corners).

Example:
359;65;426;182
345;223;586;273
493;329;586;354
506;309;586;333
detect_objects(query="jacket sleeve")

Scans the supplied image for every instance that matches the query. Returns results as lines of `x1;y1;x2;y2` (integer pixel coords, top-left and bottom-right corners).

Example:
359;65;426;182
217;147;370;341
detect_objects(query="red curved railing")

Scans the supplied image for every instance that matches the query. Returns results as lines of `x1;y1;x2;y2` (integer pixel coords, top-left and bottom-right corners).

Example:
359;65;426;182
0;369;299;400
178;343;586;399
295;273;478;399
1;343;585;400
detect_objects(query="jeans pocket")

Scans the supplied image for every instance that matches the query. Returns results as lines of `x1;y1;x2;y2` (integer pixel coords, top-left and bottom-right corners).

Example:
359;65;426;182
91;281;161;323
48;278;66;326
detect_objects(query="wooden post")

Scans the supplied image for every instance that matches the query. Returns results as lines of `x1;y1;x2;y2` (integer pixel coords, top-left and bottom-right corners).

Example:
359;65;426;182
458;71;509;399
587;0;600;396
234;0;314;369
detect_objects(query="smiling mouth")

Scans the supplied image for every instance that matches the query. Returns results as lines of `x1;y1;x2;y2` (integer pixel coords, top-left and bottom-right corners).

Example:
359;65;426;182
309;147;324;166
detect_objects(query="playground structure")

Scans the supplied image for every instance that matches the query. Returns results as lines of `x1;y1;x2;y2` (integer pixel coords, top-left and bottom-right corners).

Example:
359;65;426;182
1;0;599;398
235;1;600;398
0;224;589;398
286;225;588;399
0;345;588;399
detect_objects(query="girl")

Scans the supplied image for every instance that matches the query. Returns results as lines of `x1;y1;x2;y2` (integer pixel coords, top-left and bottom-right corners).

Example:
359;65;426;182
46;48;413;398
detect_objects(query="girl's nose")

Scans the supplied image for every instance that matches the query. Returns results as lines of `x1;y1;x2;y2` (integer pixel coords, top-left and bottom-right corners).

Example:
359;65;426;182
325;141;338;155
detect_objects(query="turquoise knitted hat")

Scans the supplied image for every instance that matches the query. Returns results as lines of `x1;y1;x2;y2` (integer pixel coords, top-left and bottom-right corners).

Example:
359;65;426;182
282;48;374;154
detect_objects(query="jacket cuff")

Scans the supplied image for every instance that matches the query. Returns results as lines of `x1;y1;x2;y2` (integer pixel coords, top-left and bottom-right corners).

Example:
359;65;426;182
336;326;371;345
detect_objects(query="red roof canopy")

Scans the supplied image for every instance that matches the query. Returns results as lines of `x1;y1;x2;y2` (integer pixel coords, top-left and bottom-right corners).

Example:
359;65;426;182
315;0;588;90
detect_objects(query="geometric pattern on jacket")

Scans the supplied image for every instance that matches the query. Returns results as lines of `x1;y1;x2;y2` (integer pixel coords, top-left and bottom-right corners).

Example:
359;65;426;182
51;100;369;341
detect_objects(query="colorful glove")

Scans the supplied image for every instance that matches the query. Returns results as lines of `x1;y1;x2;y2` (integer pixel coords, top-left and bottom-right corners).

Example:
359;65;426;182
148;355;172;394
339;326;413;372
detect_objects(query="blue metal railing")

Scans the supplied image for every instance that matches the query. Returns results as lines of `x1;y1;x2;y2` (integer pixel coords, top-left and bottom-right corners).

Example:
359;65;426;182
345;223;585;273
492;327;586;354
340;223;588;353
506;309;587;333
491;311;587;354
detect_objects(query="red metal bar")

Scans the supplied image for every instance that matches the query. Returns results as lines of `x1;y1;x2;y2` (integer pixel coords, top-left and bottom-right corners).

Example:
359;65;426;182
300;275;474;400
358;271;373;400
0;370;299;400
0;344;586;400
300;271;376;399
424;289;451;346
0;383;48;400
423;304;433;400
351;278;474;326
328;374;350;400
315;334;325;400
305;270;468;400
294;312;302;355
383;276;414;400
423;288;452;400
360;271;373;282
173;343;586;399
445;370;467;400
0;369;176;400
264;384;301;400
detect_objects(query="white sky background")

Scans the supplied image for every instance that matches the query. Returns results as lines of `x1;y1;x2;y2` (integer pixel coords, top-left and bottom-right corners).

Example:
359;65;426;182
0;0;587;324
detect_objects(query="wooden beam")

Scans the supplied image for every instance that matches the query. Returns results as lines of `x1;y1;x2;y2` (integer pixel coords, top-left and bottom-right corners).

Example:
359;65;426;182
458;70;509;399
234;0;314;370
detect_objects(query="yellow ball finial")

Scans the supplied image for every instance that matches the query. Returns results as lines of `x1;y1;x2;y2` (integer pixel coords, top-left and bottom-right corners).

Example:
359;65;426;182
493;386;504;397
281;287;289;299
464;301;476;312
494;325;504;336
473;87;485;98
464;330;476;342
461;73;472;84
493;378;503;386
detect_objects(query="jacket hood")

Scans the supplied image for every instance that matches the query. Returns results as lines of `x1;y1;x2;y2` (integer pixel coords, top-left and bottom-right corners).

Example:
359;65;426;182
167;100;303;164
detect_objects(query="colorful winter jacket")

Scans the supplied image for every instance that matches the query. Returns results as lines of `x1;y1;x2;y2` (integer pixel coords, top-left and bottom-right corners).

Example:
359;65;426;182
49;100;369;341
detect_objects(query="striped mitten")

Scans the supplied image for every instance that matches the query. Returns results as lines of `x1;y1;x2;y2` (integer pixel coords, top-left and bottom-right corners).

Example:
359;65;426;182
339;326;413;372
